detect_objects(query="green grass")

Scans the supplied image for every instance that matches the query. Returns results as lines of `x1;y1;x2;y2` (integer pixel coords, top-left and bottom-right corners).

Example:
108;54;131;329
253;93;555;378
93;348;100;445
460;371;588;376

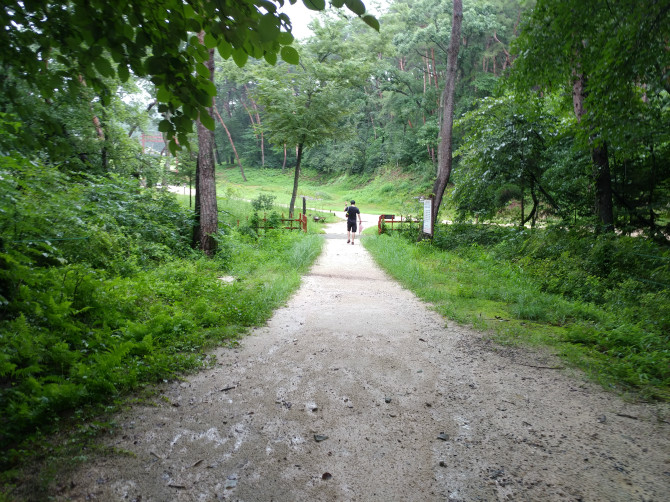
1;231;324;496
215;164;435;217
0;167;325;495
364;232;670;401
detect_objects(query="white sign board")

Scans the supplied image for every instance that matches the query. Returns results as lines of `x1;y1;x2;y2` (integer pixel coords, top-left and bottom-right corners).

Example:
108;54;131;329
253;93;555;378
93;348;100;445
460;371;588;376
423;199;433;235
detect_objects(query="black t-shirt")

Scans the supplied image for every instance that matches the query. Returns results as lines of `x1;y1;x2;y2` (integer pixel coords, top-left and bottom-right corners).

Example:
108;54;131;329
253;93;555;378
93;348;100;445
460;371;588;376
345;205;360;222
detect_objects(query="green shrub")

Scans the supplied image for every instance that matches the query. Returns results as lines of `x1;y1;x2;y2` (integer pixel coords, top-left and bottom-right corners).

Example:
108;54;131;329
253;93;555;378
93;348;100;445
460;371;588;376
0;154;324;475
370;223;670;399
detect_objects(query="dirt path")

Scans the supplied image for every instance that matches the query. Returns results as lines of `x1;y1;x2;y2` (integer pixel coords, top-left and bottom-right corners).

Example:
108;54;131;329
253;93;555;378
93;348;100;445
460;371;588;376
56;217;669;501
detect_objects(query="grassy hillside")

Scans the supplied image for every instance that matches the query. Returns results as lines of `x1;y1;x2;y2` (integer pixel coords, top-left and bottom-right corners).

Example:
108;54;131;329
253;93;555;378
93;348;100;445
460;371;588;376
215;164;435;216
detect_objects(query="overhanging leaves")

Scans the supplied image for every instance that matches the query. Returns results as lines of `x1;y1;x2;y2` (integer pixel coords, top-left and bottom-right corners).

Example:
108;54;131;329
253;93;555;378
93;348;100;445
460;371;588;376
0;0;378;150
281;46;300;65
303;0;326;11
362;14;380;32
344;0;366;16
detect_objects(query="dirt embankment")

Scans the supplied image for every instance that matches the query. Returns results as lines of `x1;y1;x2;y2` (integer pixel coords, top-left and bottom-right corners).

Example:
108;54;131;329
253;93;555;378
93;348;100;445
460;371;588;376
48;216;669;502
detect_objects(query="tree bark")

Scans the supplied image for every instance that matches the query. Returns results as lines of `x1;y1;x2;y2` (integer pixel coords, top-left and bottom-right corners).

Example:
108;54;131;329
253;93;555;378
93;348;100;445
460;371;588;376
432;0;463;227
289;142;304;218
127;100;157;138
573;71;614;231
522;182;539;227
572;72;585;121
213;139;220;166
432;48;439;91
195;34;218;256
212;101;247;181
244;86;265;167
252;100;265;167
592;142;614;232
192;156;201;244
282;143;287;173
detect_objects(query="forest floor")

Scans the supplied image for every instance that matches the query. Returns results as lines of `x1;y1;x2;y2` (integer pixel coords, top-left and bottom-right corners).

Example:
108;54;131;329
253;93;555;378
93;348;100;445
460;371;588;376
50;217;669;502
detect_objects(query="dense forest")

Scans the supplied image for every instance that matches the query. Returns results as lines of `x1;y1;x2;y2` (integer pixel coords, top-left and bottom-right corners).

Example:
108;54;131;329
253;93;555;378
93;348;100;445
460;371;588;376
213;0;670;236
1;0;669;488
3;0;668;232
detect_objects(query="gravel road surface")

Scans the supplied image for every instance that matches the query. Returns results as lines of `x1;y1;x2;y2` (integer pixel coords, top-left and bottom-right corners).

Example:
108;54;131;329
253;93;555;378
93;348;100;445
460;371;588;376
55;217;670;502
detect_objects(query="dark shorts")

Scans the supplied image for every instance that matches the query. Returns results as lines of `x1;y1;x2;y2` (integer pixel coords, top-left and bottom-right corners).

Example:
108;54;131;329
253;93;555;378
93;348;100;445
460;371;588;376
347;220;357;232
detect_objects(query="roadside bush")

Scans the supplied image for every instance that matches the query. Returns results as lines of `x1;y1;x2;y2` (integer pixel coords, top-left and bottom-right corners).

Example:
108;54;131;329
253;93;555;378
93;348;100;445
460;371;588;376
0;160;193;277
0;154;324;475
397;222;670;398
433;222;518;250
432;224;670;309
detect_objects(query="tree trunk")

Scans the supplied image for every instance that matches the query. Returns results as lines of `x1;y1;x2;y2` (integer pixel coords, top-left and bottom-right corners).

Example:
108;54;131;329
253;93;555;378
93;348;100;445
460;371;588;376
127;100;157;138
212;101;247;181
213;140;220;165
592;142;614;232
195;34;218;256
522;182;539;227
520;181;525;227
531;185;538;227
648;142;656;228
192;156;201;245
189;151;194;208
432;0;463;227
282;144;287;173
252;101;265;167
423;51;428;93
432;48;439;91
573;71;614;231
572;72;585;121
244;87;265;167
289;142;304;218
243;103;257;138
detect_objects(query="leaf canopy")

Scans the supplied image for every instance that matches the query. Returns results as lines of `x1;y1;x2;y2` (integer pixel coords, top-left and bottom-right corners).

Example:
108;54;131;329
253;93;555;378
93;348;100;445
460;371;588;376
0;0;376;144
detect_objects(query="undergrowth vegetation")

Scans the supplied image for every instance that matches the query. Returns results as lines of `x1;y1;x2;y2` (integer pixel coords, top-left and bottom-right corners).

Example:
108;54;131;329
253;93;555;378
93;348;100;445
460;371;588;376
0;158;323;482
365;224;670;400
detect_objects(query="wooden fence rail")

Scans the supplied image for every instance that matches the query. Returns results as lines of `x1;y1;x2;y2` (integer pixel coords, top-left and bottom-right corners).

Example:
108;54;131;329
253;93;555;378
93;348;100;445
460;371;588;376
378;214;417;234
251;213;307;232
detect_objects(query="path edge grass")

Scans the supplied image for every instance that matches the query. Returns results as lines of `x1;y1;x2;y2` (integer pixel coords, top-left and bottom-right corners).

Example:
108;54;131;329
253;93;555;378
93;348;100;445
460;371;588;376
362;232;669;403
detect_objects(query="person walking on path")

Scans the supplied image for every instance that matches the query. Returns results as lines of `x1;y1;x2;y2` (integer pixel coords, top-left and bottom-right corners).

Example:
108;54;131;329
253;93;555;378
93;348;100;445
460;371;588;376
344;200;362;245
